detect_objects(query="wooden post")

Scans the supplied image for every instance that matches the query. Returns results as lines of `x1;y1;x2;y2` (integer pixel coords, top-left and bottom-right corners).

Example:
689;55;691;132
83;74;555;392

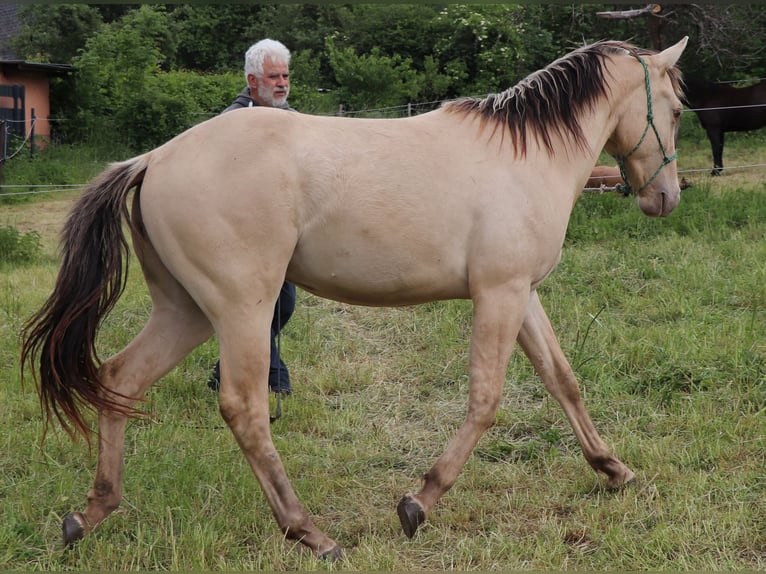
0;120;5;188
30;108;36;158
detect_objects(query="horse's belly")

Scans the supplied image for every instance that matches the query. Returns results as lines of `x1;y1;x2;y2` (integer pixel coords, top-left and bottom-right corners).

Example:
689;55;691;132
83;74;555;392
288;242;469;306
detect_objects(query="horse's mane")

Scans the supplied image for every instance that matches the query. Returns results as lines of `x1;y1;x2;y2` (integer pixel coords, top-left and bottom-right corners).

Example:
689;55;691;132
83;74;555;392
443;40;680;157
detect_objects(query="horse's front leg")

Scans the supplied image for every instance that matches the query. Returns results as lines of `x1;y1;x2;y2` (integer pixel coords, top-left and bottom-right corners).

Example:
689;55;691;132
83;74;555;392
216;316;341;560
397;284;529;538
517;291;634;488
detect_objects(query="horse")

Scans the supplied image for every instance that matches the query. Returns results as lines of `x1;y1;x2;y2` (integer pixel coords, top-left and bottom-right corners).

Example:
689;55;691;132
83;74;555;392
681;75;766;175
586;165;625;189
21;37;688;559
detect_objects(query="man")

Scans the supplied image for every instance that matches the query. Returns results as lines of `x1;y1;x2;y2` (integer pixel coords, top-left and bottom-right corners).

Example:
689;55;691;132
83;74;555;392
223;38;293;112
208;39;296;395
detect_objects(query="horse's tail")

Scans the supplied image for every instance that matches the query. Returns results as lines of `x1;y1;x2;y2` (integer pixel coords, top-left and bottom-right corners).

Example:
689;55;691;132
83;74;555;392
20;154;150;442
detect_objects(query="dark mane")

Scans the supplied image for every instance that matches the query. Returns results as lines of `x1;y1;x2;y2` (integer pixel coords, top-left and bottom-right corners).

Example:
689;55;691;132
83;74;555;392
443;40;676;157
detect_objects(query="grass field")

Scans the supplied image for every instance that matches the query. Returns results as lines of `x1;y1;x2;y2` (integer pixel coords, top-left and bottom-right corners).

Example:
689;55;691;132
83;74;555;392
1;122;765;570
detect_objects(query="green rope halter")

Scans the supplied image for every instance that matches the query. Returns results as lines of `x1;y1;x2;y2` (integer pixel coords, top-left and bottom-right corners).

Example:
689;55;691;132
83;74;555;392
614;55;677;196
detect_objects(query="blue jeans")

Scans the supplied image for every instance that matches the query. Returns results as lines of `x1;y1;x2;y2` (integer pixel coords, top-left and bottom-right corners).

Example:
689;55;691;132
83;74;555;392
269;282;296;393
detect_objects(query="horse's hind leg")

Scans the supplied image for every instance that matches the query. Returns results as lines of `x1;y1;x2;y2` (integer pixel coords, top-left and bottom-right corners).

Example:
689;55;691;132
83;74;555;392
516;291;634;488
707;128;725;175
398;285;528;538
63;260;213;545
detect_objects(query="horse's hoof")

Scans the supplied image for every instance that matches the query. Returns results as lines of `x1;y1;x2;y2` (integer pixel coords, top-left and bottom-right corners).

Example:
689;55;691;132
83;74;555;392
319;546;343;562
62;512;86;547
606;469;636;490
397;495;425;539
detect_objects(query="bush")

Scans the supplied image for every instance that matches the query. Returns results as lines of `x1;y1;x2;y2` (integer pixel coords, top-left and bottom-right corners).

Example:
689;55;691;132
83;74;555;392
0;226;42;264
117;71;242;150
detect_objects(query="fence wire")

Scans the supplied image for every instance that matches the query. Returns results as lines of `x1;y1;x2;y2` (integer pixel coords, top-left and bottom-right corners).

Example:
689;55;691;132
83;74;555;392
1;97;764;198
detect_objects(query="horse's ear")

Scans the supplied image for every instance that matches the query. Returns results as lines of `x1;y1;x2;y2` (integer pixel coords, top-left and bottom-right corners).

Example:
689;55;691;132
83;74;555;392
656;36;688;71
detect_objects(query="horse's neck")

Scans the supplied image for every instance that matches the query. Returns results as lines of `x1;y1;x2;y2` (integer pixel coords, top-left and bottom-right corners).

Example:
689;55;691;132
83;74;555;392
591;59;652;165
575;105;619;181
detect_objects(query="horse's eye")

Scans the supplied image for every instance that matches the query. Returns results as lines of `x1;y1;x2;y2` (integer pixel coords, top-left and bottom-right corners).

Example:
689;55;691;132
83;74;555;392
673;108;682;119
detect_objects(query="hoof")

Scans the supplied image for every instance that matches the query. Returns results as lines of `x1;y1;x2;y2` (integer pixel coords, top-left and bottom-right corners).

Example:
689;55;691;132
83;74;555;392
319;546;343;562
62;512;86;547
606;469;636;490
397;495;425;539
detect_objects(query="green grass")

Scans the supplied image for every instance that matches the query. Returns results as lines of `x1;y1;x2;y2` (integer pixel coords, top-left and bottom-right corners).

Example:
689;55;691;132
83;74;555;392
0;141;133;205
1;133;765;570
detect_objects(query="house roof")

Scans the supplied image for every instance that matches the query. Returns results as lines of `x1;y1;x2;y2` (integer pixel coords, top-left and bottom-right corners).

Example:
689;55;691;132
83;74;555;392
0;60;74;75
0;4;74;74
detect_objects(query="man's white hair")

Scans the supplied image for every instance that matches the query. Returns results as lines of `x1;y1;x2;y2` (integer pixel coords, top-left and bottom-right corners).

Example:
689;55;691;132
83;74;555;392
244;39;291;80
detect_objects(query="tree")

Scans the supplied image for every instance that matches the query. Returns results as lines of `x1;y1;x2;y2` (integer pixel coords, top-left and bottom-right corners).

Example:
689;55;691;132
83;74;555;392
429;5;530;96
672;4;766;79
72;6;185;149
169;4;264;73
11;4;103;64
326;36;424;112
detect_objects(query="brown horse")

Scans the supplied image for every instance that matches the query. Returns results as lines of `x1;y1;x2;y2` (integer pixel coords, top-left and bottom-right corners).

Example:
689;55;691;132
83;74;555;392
586;165;625;189
21;38;688;559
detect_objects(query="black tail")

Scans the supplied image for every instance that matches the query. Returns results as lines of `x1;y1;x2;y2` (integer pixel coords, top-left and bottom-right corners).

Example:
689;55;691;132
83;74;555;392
20;154;149;441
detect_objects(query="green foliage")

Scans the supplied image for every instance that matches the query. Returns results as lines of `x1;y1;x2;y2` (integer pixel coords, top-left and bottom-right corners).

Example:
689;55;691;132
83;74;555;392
329;4;442;70
0;226;41;264
0;141;133;203
10;4;766;147
68;6;245;149
326;36;425;111
431;4;529;94
116;70;242;149
169;4;263;73
71;6;172;148
567;180;766;246
11;4;103;64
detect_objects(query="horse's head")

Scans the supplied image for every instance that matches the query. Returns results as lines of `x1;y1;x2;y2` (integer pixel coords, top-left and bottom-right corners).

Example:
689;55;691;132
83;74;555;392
605;37;688;217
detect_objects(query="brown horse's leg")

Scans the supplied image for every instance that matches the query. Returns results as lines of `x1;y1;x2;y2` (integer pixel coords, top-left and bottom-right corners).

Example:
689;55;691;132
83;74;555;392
516;291;634;488
398;285;528;538
216;314;341;559
64;293;213;545
707;127;725;175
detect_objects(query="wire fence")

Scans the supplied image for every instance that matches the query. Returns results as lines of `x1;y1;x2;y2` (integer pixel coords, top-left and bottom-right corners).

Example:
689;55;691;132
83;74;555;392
1;97;764;198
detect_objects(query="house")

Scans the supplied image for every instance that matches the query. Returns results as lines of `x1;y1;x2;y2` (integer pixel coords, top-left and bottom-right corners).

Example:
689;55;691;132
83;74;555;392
0;4;73;143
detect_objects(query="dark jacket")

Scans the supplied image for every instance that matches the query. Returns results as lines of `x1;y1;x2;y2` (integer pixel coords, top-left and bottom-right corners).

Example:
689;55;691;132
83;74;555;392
222;86;295;113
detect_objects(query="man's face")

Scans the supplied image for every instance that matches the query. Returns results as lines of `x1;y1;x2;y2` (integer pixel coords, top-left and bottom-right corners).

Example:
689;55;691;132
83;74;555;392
248;56;290;108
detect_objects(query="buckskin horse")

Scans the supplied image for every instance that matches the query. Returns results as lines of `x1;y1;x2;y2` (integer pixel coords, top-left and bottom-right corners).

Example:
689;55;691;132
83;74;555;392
682;75;766;175
22;37;688;559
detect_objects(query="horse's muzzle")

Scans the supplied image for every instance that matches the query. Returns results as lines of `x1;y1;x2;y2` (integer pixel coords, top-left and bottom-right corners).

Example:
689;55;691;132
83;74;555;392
637;185;680;217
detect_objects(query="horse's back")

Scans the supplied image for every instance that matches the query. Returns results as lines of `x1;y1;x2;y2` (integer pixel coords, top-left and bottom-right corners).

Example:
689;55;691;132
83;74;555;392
685;77;766;131
136;107;570;307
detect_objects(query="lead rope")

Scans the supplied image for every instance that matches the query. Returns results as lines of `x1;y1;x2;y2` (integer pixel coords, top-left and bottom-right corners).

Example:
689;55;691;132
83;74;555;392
269;295;283;424
614;56;678;196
